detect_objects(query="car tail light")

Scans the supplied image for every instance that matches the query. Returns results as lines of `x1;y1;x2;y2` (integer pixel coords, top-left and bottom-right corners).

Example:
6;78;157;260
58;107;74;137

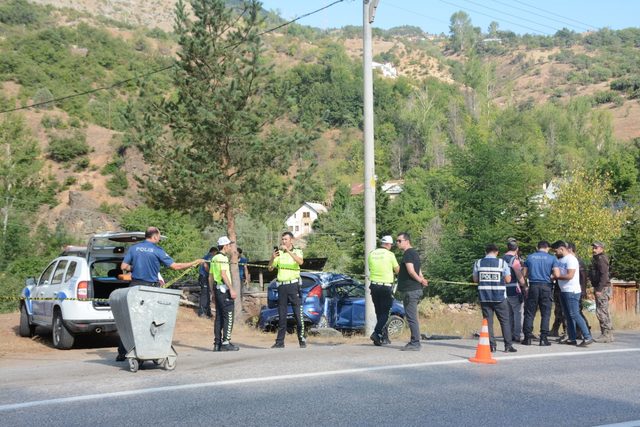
77;281;88;300
305;285;322;301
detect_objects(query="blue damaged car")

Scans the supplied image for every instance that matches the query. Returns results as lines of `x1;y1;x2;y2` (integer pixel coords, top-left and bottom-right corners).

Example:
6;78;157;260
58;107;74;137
257;272;406;337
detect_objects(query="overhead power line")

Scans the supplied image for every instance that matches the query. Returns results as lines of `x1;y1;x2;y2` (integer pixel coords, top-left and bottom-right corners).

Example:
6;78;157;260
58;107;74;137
511;0;597;31
0;0;346;115
438;0;550;35
459;0;563;33
488;0;591;32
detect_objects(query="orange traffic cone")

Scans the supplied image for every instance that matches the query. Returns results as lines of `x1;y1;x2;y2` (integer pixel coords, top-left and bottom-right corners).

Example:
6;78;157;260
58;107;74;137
469;318;497;364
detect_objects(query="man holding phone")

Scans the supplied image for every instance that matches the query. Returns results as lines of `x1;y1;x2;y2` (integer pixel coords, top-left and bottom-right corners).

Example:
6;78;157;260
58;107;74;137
268;231;305;348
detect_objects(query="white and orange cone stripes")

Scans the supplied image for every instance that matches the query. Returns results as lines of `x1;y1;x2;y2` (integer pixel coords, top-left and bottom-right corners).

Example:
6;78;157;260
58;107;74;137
469;318;497;365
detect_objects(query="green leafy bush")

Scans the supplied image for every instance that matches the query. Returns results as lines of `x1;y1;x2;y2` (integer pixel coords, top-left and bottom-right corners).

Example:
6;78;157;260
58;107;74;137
41;114;64;129
47;131;89;161
106;170;128;196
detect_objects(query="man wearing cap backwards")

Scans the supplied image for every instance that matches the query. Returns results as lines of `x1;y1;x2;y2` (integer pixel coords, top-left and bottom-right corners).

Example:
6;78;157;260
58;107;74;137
590;241;613;342
210;236;239;351
268;231;306;348
368;235;400;346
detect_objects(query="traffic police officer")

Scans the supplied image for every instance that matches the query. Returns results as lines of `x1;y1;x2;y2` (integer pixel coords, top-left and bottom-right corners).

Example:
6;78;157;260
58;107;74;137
268;231;306;348
368;235;400;346
473;243;517;353
210;236;239;351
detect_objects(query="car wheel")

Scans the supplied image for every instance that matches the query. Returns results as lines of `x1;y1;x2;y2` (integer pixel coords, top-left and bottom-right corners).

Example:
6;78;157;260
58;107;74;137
386;315;405;338
19;304;35;338
52;311;75;350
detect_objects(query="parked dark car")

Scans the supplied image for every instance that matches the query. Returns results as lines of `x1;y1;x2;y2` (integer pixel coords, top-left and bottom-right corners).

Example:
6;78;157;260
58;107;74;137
258;272;405;337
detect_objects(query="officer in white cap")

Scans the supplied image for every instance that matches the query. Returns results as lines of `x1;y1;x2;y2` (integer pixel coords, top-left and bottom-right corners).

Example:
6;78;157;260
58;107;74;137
367;235;400;346
210;236;239;351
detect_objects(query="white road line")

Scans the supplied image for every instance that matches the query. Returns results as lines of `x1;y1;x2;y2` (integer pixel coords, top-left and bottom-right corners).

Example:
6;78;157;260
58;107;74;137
594;421;640;427
1;347;639;412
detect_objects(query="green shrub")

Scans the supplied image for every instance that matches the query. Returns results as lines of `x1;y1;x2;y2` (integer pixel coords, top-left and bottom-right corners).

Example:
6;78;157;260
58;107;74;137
47;131;89;161
106;170;128;196
32;87;54;110
80;182;93;191
41;114;64;129
0;0;40;25
98;202;123;216
62;176;77;189
74;157;89;171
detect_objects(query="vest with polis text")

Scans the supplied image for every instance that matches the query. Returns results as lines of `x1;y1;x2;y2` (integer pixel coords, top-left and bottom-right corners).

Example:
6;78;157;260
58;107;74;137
476;257;507;303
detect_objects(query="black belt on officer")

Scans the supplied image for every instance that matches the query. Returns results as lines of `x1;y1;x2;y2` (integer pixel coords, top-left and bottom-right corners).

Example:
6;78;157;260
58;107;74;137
277;279;300;286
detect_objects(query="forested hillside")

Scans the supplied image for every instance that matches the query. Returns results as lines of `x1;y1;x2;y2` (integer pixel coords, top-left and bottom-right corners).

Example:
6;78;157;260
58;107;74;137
1;0;639;310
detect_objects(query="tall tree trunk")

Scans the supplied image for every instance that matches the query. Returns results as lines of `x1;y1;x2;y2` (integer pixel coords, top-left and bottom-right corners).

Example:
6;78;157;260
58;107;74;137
225;204;243;319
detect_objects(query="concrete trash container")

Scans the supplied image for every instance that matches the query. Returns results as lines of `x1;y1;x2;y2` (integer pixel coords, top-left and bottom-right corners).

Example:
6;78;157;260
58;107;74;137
110;285;182;372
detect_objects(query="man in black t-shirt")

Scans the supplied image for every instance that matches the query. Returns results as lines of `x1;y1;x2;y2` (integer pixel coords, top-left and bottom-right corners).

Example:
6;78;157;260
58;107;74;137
396;232;429;351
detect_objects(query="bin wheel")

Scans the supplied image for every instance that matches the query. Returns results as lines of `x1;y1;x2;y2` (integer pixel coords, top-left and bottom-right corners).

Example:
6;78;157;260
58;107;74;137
129;358;139;373
163;357;176;371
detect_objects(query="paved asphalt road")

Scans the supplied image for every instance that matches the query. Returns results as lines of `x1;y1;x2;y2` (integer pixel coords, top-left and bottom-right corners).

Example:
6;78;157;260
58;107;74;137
1;332;640;427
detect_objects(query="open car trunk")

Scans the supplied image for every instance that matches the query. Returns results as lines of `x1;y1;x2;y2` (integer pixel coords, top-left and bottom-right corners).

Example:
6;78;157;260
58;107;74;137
89;258;131;307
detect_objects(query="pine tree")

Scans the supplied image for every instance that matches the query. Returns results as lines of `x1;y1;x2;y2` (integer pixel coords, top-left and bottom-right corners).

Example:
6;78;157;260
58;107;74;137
612;209;640;283
131;0;311;311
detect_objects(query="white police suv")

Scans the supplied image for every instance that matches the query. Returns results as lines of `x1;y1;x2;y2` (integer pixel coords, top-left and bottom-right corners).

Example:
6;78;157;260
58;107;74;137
19;232;148;349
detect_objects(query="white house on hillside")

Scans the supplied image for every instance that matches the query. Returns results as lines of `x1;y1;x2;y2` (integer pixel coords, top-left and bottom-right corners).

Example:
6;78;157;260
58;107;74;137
285;202;328;238
372;61;398;78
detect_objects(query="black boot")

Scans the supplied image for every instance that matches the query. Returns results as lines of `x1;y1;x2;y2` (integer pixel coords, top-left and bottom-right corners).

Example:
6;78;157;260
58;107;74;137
521;337;532;346
539;336;551;346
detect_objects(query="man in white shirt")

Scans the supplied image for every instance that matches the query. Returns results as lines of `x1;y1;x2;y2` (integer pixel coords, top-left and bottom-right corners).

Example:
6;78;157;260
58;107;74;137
552;241;593;347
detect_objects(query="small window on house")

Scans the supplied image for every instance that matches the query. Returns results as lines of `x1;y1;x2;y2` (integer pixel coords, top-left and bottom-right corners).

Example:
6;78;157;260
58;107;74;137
303;212;310;218
295;226;299;232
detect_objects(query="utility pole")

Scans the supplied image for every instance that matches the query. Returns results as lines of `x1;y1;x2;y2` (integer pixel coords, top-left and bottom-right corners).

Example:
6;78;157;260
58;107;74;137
363;0;380;336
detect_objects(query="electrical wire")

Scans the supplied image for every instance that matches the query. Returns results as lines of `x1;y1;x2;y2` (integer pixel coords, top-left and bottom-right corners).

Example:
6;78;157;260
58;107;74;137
438;0;551;35
0;0;347;115
511;0;597;31
488;0;591;32
459;0;563;33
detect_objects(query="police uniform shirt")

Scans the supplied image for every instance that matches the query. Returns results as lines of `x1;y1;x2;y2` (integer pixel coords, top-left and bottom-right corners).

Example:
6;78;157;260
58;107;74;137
368;248;399;284
123;240;174;283
272;248;303;282
524;250;560;283
199;251;214;276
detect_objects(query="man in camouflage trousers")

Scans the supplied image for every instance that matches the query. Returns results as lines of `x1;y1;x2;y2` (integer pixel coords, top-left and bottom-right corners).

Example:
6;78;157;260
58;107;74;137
590;241;613;343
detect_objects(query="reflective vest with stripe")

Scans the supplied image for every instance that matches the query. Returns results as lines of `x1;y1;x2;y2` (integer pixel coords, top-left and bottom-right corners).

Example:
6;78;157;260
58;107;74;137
476;257;507;303
502;254;519;297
